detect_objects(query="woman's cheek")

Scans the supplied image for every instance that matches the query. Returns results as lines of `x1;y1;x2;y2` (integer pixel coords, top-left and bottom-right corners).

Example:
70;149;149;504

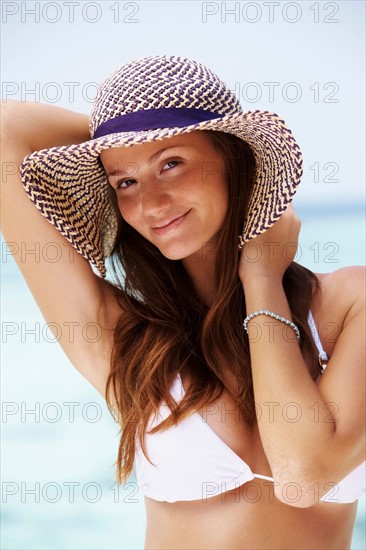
117;203;133;225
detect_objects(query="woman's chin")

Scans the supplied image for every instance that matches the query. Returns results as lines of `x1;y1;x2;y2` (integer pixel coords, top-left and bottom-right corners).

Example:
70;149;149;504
157;243;199;262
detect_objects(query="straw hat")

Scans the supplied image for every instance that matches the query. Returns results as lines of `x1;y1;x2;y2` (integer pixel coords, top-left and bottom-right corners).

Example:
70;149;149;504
20;54;303;278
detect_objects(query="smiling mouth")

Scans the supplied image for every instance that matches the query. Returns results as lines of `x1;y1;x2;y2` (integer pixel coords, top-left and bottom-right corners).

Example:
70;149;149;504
152;210;191;234
153;212;187;229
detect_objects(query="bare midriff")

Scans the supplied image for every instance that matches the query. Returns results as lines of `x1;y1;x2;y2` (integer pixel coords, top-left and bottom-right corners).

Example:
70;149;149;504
144;490;358;549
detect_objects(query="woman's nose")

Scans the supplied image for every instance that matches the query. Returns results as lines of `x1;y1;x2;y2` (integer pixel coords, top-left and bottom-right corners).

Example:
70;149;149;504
139;178;172;216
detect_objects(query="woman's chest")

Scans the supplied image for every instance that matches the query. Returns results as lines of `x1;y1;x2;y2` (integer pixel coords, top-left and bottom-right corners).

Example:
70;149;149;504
181;370;272;476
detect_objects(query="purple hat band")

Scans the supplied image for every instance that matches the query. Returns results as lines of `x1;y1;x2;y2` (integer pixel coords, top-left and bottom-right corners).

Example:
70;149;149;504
93;107;226;138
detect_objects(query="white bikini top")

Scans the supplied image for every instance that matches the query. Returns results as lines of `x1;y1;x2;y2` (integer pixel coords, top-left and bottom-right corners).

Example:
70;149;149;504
133;311;366;504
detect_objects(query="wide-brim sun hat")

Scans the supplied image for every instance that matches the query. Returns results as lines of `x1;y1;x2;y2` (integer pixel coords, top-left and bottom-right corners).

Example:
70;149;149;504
20;54;303;279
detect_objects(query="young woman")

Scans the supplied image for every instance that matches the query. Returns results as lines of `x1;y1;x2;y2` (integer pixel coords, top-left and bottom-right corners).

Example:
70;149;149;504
1;55;365;550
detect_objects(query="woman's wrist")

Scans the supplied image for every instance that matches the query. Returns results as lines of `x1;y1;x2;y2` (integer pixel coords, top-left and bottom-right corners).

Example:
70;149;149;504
241;274;290;321
240;271;284;290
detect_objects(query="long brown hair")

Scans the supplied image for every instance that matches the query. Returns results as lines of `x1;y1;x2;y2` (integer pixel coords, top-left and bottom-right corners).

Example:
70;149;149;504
102;130;321;484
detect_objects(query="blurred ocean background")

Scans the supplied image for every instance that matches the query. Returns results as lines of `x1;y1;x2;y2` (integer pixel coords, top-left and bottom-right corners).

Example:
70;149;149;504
1;203;365;549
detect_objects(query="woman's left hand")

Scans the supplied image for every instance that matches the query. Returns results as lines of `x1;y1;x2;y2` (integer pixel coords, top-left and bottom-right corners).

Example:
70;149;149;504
239;204;301;284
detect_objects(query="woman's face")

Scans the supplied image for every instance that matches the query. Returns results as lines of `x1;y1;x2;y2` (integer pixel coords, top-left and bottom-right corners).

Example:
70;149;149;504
99;131;228;261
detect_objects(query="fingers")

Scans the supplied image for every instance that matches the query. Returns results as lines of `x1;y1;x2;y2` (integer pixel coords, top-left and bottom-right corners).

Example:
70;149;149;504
283;203;301;227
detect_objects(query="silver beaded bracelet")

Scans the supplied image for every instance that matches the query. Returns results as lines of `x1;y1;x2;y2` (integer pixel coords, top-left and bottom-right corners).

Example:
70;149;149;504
243;310;301;342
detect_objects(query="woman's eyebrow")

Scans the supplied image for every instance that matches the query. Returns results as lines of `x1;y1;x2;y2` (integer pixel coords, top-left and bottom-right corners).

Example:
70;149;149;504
106;144;185;177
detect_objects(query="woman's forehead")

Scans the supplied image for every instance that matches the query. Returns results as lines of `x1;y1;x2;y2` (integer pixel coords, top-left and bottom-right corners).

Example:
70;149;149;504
99;131;214;165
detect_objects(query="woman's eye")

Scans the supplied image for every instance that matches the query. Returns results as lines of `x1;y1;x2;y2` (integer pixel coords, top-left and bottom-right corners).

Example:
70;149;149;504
162;160;181;171
115;160;181;190
116;179;136;190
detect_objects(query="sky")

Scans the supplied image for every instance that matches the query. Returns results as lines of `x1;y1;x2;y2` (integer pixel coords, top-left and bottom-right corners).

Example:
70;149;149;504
1;0;365;206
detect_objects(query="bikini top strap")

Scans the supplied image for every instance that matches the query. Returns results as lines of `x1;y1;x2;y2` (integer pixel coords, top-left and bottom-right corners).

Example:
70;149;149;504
307;310;329;373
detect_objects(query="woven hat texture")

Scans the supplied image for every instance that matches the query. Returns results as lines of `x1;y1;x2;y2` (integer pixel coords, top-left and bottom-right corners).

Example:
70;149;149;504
20;55;303;278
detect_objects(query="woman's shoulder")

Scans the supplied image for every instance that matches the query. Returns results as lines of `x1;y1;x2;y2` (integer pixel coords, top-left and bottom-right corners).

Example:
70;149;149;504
314;266;365;307
311;266;365;357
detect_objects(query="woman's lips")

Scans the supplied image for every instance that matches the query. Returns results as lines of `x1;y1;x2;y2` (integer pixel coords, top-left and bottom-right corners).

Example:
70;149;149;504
152;210;191;235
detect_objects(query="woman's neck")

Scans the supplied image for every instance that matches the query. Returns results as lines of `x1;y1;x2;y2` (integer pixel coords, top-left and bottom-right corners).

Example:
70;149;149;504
182;249;217;307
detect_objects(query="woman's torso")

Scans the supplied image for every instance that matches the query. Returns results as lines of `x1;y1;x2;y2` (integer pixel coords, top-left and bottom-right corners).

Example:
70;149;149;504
141;272;361;549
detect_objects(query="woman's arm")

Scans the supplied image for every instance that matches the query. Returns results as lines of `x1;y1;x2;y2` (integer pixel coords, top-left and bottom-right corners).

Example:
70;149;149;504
239;206;365;508
1;101;123;400
1;99;91;151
